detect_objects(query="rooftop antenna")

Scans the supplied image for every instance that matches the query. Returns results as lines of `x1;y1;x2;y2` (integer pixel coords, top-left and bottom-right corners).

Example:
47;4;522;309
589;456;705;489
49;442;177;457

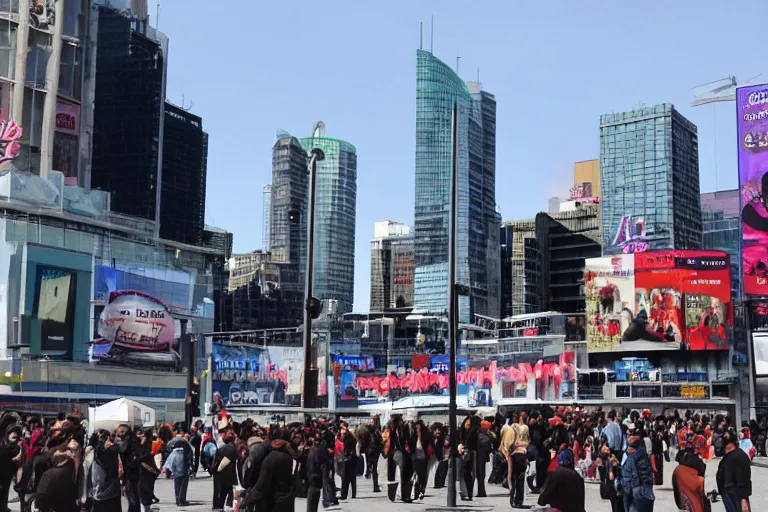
156;1;160;31
420;21;423;50
456;50;461;74
430;15;434;52
477;67;480;83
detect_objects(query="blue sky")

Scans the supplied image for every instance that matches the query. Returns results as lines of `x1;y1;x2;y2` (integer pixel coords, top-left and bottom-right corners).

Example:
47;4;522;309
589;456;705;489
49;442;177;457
161;0;756;311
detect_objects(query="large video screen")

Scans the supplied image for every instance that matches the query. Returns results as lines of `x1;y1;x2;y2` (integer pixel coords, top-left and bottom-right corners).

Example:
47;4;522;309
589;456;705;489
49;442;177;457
585;251;731;352
738;85;768;296
33;266;76;354
211;344;304;407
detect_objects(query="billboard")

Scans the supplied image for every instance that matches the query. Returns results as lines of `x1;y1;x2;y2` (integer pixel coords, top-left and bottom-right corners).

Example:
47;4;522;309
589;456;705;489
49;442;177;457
585;251;731;352
90;290;181;369
753;332;768;377
737;84;768;296
211;344;304;407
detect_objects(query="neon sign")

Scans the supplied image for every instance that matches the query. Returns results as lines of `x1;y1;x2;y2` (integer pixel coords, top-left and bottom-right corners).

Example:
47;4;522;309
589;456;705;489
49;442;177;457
0;120;21;164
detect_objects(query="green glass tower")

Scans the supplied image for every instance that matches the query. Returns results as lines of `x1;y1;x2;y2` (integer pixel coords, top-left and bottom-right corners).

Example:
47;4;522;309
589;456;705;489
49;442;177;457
300;122;357;313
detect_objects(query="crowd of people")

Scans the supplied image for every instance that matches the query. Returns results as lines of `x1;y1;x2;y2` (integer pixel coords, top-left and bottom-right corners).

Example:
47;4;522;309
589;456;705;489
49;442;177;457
0;406;757;512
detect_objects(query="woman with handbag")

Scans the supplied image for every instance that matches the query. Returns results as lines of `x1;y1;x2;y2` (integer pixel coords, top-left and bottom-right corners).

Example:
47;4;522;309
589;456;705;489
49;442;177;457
339;423;358;500
597;443;624;512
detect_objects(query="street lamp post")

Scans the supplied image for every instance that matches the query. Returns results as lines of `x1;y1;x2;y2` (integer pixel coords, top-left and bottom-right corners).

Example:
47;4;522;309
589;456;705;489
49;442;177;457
446;102;459;508
302;148;325;409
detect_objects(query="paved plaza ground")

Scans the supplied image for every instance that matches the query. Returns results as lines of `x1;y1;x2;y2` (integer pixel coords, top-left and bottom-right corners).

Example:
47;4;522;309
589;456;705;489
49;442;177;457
12;458;768;511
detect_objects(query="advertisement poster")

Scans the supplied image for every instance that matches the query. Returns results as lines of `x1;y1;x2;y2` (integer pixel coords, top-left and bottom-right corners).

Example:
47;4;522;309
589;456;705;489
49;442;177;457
753;332;768;377
34;267;76;355
737;85;768;296
585;251;730;352
90;290;181;369
211;344;304;407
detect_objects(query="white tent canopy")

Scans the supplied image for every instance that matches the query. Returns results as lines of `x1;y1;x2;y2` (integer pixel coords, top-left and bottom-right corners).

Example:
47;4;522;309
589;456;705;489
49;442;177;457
90;398;156;433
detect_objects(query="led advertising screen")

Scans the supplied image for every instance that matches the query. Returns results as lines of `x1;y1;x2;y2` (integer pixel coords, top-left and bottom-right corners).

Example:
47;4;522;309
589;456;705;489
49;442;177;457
738;84;768;296
585;251;730;352
89;290;181;369
211;344;304;407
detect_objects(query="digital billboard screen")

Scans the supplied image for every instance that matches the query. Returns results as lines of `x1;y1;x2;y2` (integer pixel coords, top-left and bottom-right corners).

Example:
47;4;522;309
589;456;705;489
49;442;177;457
585;250;731;352
738;84;768;296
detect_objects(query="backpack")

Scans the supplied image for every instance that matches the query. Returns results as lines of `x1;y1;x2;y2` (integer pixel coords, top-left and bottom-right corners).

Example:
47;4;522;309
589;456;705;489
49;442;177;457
478;431;492;456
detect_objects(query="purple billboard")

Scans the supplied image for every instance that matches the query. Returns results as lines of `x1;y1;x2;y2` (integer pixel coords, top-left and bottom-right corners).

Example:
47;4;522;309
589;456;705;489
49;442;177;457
738;85;768;296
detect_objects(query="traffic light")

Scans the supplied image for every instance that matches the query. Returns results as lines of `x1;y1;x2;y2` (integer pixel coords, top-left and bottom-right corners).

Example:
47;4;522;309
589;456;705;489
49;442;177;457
308;297;323;319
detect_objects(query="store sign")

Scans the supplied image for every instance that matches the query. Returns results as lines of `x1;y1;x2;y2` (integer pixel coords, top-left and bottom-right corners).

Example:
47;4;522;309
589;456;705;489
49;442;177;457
569;182;593;200
680;384;708;399
55;103;79;136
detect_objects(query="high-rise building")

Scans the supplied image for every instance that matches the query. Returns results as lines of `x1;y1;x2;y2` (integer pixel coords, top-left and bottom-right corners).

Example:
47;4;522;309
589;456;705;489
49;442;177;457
262;184;271;252
159;103;207;245
500;205;601;319
413;49;499;319
89;6;166;226
270;132;308;294
701;189;739;260
600;104;702;255
370;222;414;311
573;159;601;199
500;219;540;317
300;122;357;313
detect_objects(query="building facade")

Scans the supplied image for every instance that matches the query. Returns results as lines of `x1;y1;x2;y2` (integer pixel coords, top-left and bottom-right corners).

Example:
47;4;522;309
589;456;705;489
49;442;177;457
159;103;208;246
600;104;702;255
270;133;308;294
500;219;540;318
300;122;357;313
370;222;414;311
262;184;271;252
573;159;601;199
701;189;739;260
413;49;499;319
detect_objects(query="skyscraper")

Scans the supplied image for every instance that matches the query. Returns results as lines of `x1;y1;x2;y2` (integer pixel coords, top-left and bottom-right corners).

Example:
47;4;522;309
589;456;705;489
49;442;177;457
600;104;701;255
413;49;499;318
159;103;208;245
701;189;739;260
300;122;357;313
270;133;308;294
262;184;272;252
370;222;414;311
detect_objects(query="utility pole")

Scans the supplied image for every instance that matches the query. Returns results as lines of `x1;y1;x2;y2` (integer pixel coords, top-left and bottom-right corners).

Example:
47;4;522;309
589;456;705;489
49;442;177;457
446;102;459;508
301;148;325;409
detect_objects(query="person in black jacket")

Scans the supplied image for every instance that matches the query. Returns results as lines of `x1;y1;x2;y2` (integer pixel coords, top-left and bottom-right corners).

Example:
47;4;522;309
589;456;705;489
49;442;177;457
338;423;358;500
538;449;585;512
34;446;79;512
361;424;382;492
431;423;449;489
409;421;431;501
458;416;479;501
717;428;752;512
476;420;493;498
246;437;296;512
384;418;412;503
597;443;624;512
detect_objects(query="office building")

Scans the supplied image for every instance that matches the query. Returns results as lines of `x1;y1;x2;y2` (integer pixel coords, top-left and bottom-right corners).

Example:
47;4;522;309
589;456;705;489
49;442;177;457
370;222;414;311
0;0;91;181
500;219;540;317
262;184;271;251
159;103;208;245
573;159;601;199
300;122;357;313
548;197;562;214
270;132;309;294
701;189;739;260
413;49;499;318
89;5;167;225
600;104;702;254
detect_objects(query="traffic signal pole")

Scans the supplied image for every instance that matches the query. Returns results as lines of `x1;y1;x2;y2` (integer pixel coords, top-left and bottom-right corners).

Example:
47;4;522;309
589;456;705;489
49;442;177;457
302;148;325;409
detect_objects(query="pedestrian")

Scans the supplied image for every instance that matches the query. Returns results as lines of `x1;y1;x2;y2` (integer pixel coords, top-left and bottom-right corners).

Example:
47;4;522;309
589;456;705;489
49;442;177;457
17;428;47;512
90;429;123;512
458;416;478;502
363;424;382;492
383;418;412;503
338;423;358;500
504;411;529;509
136;428;160;512
716;427;752;512
597;444;625;512
163;427;192;506
246;434;296;512
537;449;586;512
672;433;708;512
410;420;431;500
475;420;492;498
189;420;203;478
431;423;449;489
34;444;79;512
212;420;238;511
0;419;23;512
116;424;141;512
621;427;655;512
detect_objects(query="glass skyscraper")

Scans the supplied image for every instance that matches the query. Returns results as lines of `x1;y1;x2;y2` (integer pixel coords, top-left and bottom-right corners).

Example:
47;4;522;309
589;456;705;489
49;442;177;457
600;104;702;254
413;49;499;318
300;122;357;313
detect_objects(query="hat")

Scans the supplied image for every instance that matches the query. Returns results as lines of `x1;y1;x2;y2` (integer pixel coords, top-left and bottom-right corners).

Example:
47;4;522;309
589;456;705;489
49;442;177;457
217;419;231;431
557;449;574;468
480;420;491;430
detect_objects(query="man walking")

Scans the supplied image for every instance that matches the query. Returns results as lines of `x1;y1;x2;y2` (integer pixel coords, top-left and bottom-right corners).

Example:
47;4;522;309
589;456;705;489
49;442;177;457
717;428;752;512
502;411;530;509
164;427;193;506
